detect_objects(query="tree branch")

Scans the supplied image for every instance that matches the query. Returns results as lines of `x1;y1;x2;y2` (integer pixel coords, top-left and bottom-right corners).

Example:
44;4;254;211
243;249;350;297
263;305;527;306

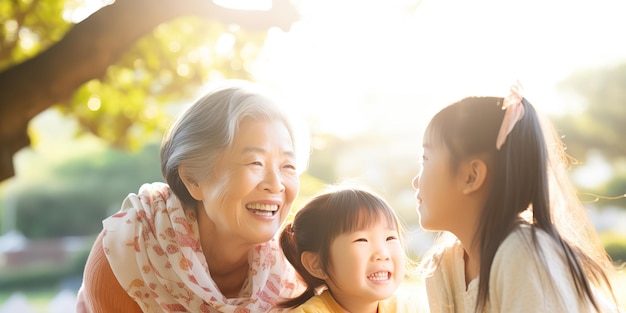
0;0;300;181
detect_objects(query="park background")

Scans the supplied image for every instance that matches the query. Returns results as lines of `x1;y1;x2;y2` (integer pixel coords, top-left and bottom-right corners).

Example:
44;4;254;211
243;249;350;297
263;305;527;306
1;0;626;311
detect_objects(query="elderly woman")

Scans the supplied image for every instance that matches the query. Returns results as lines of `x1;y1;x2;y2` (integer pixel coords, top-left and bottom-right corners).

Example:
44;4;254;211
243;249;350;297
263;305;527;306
77;81;309;312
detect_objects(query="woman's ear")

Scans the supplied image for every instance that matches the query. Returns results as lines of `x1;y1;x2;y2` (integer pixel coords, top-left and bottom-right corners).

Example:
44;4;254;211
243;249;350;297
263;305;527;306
461;159;488;195
301;251;327;280
178;166;203;200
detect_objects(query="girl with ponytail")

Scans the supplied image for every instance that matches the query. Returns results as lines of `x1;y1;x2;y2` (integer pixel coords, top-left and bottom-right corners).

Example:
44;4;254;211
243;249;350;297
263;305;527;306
413;82;621;312
275;186;413;312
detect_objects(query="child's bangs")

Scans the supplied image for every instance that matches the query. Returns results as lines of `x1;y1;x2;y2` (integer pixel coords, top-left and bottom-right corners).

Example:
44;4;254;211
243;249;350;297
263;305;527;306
331;192;398;235
424;119;448;151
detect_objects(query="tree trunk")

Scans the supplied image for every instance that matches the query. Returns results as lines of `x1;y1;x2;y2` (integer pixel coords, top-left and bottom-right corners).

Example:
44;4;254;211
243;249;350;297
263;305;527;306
0;0;299;181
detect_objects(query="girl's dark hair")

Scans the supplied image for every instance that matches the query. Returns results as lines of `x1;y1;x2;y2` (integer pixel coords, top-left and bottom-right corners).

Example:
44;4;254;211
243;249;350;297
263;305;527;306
275;187;403;309
426;96;617;312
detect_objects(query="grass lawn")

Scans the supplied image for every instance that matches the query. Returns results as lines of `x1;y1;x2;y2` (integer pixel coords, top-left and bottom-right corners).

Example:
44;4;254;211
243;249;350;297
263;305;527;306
0;288;63;313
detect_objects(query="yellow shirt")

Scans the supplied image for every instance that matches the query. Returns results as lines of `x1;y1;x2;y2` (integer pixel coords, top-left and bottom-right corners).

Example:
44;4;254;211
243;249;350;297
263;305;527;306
287;290;397;313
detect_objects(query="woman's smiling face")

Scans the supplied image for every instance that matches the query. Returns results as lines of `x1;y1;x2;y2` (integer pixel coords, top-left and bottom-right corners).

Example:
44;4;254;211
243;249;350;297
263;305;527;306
193;117;299;244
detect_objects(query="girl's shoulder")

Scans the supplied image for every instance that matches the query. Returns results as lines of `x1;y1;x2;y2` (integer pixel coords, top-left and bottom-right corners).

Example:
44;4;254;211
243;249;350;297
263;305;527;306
491;224;572;283
489;225;620;311
496;224;562;259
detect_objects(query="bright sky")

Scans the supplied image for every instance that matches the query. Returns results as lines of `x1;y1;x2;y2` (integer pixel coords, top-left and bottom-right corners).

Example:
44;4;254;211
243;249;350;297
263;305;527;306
255;0;626;139
27;0;626;188
63;0;626;139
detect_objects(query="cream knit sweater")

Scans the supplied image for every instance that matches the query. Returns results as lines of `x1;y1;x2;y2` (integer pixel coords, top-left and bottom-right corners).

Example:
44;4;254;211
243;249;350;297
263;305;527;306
422;225;619;313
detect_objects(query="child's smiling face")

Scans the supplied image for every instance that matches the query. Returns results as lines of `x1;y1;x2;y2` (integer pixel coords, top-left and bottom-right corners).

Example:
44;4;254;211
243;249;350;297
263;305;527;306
324;215;404;312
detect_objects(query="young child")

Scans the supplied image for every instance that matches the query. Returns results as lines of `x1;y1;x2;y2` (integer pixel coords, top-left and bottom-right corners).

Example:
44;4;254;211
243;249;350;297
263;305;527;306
275;186;409;313
412;82;622;312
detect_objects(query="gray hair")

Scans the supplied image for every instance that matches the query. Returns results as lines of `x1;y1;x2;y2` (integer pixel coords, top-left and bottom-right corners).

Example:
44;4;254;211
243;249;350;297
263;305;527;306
160;82;309;210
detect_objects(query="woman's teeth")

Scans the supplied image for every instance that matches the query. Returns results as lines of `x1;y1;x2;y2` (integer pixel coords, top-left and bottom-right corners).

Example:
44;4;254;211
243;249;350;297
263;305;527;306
246;203;278;216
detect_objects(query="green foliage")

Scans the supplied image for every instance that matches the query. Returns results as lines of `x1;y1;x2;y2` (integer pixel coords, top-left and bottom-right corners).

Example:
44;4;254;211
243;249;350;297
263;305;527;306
555;63;626;209
555;63;626;162
588;172;626;209
600;232;626;265
1;0;269;151
12;143;162;238
0;0;71;68
61;16;267;150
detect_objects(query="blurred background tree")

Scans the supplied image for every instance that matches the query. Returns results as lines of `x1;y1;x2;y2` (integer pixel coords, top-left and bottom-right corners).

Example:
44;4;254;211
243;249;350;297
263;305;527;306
0;0;299;181
554;64;626;209
13;143;162;238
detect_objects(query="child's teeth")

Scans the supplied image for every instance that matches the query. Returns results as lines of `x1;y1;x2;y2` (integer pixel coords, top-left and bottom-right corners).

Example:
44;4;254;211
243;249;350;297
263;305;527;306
368;271;390;281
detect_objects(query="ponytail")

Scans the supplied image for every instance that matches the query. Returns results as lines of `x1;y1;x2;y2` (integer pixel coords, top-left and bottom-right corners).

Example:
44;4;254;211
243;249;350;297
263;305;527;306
275;223;325;309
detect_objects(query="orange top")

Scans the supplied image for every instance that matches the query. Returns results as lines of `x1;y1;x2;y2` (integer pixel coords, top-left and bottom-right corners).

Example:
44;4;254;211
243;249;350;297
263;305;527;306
76;231;142;313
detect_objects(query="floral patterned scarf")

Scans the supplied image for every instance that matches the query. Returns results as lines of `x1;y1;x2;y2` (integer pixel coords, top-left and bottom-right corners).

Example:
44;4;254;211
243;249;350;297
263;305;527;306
102;182;299;312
